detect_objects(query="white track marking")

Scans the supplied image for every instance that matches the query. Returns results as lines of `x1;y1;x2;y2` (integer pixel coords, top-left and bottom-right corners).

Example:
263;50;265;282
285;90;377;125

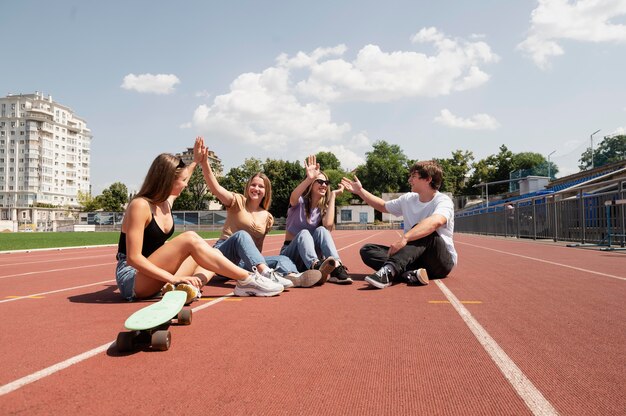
436;280;560;416
0;263;114;280
0;279;115;304
0;254;112;268
0;343;113;396
457;241;626;281
0;292;234;396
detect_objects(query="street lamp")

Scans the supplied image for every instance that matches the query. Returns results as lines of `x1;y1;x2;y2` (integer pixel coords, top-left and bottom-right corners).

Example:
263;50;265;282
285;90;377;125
590;129;601;170
547;150;556;179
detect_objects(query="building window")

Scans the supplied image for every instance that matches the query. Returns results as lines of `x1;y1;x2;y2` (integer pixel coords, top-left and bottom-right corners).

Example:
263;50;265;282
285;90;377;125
341;210;352;222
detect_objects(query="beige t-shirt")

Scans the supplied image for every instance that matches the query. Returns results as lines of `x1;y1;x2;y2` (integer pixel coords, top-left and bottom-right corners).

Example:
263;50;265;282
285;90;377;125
219;193;274;251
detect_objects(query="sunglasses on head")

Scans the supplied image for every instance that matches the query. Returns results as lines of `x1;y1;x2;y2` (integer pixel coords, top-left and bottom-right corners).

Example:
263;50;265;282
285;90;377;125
177;158;186;169
314;179;330;186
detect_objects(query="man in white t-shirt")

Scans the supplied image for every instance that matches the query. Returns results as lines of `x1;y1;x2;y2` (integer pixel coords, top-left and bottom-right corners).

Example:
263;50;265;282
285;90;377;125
341;160;457;289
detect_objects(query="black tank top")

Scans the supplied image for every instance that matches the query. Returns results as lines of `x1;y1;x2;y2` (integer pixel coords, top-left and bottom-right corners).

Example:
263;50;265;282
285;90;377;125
117;203;175;258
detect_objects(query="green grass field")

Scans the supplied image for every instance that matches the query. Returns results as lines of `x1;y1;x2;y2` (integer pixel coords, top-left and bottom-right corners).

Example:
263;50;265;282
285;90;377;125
0;230;285;251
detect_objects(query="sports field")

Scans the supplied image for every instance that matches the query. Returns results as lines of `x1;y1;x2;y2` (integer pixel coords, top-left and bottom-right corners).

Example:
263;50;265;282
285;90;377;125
1;230;624;415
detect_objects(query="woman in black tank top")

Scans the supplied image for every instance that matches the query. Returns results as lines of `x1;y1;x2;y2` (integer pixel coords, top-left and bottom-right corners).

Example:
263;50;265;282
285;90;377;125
115;137;284;301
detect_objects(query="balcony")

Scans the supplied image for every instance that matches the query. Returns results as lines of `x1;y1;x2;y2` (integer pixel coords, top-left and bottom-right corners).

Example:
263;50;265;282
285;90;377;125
29;106;54;116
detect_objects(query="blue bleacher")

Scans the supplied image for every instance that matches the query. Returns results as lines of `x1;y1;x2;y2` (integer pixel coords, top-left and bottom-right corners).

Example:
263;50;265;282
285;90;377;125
457;166;620;217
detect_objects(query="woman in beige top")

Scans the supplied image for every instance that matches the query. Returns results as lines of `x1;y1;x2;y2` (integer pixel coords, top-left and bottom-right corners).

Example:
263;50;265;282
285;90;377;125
199;138;322;288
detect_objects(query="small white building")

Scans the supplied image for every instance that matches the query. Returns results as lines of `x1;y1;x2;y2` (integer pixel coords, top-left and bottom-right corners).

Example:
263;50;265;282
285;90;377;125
336;204;375;224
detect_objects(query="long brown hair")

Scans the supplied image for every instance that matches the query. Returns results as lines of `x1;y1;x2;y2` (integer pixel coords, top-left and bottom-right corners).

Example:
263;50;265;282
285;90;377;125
302;171;329;220
246;172;272;211
135;153;185;204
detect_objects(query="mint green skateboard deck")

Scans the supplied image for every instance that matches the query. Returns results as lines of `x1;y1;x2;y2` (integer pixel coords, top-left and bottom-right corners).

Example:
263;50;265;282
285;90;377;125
117;291;192;352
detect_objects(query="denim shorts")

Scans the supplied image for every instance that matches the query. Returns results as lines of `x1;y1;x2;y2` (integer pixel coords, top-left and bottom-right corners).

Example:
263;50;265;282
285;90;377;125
115;253;136;301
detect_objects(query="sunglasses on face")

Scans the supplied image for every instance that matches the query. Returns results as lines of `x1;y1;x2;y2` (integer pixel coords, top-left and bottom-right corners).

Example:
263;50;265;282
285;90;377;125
314;179;330;186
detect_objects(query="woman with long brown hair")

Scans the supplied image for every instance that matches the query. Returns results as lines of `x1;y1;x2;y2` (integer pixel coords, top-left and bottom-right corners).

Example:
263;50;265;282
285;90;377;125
114;138;284;301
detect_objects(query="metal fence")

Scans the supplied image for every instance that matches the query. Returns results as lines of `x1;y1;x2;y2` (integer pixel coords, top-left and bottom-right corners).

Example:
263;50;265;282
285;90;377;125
455;178;626;247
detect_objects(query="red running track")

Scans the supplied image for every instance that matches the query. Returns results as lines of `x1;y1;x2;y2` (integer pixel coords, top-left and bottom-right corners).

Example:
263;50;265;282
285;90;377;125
0;231;624;415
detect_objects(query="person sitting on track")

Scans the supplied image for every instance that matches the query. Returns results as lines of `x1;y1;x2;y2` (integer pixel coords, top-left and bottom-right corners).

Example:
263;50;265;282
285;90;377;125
341;160;457;289
198;137;322;288
279;154;353;285
114;138;284;302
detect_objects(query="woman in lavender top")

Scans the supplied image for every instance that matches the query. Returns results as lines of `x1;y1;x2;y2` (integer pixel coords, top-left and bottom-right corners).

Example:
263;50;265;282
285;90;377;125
279;155;353;285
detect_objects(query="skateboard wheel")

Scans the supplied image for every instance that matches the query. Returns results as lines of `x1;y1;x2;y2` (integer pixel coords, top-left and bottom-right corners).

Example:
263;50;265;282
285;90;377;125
117;331;135;352
178;309;192;325
151;330;171;351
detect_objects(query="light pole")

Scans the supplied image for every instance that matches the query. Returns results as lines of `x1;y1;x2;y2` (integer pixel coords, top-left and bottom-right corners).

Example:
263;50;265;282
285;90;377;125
547;150;556;179
590;129;601;169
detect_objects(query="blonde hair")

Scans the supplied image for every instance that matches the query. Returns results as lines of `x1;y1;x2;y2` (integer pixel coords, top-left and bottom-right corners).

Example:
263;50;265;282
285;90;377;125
302;171;329;220
246;172;272;211
135;153;185;204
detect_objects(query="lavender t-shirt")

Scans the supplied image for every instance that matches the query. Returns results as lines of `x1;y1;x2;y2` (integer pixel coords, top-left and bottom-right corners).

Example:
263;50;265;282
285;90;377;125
286;196;322;235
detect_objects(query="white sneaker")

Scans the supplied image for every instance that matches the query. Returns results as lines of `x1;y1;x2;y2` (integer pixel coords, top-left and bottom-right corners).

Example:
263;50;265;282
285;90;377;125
284;270;323;288
401;268;429;285
262;268;294;289
234;271;284;297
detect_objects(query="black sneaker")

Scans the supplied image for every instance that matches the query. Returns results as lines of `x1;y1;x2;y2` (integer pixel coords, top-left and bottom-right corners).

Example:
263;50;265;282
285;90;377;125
328;264;353;285
365;265;395;289
312;257;336;285
401;268;429;285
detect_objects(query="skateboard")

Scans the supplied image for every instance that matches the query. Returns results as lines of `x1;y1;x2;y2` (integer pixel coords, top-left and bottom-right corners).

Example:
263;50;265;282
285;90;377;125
116;291;192;352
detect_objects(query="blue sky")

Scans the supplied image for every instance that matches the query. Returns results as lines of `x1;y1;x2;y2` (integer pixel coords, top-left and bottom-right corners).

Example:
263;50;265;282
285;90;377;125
2;0;625;194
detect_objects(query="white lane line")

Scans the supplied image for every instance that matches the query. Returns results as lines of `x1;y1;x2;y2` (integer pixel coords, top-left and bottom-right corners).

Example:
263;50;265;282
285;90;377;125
0;343;113;396
0;263;114;280
0;279;115;304
457;241;626;282
0;292;234;396
436;280;560;416
0;254;112;268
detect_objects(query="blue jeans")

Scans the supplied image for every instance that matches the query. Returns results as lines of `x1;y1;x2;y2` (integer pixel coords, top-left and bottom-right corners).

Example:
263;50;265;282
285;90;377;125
115;253;136;301
214;230;299;275
280;226;341;272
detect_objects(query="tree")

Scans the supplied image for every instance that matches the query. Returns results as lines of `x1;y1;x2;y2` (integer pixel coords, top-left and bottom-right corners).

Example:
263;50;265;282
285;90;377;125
352;140;410;220
263;158;305;218
96;182;128;212
579;135;626;170
173;167;209;210
77;190;101;212
315;151;341;171
436;150;474;195
218;158;264;196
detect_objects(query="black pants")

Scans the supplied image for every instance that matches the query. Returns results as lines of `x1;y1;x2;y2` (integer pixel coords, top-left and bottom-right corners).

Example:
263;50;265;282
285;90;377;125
360;232;454;279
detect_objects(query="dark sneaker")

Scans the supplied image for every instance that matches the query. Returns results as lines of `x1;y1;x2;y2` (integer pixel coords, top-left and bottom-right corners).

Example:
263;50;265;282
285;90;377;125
402;268;429;285
365;264;395;289
328;264;353;285
312;257;336;285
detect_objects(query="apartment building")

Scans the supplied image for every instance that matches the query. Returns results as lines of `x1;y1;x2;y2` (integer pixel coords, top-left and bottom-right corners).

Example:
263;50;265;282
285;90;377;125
0;92;91;209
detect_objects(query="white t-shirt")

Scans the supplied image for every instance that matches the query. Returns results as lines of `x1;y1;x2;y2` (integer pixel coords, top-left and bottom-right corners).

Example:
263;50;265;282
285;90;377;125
385;192;457;265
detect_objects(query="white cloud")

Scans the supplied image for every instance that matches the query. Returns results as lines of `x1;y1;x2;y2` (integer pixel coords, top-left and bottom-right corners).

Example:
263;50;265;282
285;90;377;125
518;0;626;69
610;126;625;135
434;109;500;130
195;90;211;98
121;73;180;94
191;28;498;161
296;27;499;102
192;66;350;151
179;122;192;129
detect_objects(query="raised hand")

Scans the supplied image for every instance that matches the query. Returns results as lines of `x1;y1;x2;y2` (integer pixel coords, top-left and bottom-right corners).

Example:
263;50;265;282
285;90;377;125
332;182;345;197
304;155;320;180
193;137;204;164
341;175;363;195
